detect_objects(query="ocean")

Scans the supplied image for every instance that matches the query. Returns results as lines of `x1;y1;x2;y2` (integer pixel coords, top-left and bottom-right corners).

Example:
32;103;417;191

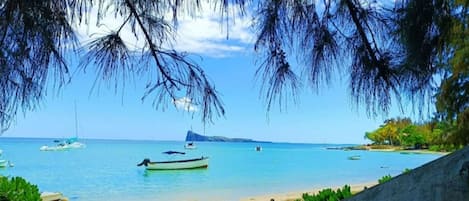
0;138;441;201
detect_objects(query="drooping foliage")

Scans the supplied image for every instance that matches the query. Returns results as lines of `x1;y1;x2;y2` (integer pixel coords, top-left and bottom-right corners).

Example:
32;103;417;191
253;0;405;115
433;0;469;144
0;0;467;137
0;0;240;131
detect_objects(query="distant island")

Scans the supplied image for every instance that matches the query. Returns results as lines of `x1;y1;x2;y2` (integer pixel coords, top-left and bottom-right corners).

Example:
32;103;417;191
185;130;269;143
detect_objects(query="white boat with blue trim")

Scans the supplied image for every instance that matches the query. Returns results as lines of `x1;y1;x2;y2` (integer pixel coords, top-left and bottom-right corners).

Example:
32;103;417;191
137;151;208;170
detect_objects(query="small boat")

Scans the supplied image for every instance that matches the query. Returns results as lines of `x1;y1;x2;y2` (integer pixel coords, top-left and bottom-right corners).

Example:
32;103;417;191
348;155;361;160
137;151;208;170
255;146;262;151
184;142;197;149
0;159;8;167
138;157;209;170
0;150;12;168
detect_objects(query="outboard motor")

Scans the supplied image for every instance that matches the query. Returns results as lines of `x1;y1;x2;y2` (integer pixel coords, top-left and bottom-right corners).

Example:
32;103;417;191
137;158;151;166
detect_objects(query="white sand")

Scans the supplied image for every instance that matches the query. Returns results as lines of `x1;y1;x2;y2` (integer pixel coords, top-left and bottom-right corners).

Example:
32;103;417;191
240;181;378;201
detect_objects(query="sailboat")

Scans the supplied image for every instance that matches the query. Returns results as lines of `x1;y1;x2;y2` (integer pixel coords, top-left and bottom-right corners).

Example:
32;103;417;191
40;102;86;151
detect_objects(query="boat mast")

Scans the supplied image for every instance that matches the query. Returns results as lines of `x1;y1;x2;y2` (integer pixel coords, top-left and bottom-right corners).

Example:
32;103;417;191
74;101;78;138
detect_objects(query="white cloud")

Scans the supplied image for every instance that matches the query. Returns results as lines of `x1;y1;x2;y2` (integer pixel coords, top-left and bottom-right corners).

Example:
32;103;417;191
73;2;255;58
173;97;198;112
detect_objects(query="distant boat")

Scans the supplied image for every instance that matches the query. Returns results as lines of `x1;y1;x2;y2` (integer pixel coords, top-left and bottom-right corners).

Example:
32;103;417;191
255;146;262;151
40;102;85;151
0;159;8;167
184;142;197;149
0;150;12;167
348;155;361;160
137;151;208;170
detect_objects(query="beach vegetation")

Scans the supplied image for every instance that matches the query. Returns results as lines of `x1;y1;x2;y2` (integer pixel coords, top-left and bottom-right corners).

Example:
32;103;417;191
301;185;352;201
0;176;41;201
402;168;412;174
365;117;466;152
378;175;393;184
428;144;464;152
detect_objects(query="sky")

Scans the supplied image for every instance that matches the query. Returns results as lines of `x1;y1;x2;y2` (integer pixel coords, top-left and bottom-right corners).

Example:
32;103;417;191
2;2;417;144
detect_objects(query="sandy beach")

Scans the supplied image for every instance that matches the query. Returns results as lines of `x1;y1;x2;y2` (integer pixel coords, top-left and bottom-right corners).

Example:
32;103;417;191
240;181;378;201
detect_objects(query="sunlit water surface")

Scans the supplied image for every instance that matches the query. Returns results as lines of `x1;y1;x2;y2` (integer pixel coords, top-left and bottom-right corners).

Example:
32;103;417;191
0;138;442;200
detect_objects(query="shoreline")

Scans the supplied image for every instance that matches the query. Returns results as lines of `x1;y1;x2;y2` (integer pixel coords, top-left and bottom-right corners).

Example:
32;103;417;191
240;181;378;201
368;148;449;155
328;145;450;155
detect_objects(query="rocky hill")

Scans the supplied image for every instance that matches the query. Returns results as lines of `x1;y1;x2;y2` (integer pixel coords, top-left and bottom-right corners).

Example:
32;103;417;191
185;130;268;143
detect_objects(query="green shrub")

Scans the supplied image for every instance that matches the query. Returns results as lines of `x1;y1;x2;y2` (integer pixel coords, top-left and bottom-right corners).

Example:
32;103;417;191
428;145;440;151
302;185;352;201
378;175;392;184
429;144;464;152
402;168;412;174
0;176;41;201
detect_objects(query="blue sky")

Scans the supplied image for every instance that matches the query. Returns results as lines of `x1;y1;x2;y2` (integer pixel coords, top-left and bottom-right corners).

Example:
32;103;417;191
2;2;413;143
3;52;404;144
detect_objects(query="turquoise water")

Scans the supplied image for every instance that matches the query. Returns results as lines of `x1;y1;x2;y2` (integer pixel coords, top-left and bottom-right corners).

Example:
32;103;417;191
0;138;441;201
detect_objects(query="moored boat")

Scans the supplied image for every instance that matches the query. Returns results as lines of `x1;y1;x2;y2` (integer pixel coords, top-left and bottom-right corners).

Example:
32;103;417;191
184;142;197;149
138;157;209;170
0;159;8;167
255;146;262;151
347;155;361;160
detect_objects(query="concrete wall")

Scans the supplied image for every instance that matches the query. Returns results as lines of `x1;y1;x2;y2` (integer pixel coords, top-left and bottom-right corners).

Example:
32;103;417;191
345;146;469;201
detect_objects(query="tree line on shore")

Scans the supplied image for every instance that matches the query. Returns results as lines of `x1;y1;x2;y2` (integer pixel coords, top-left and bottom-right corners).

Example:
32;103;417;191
364;117;467;152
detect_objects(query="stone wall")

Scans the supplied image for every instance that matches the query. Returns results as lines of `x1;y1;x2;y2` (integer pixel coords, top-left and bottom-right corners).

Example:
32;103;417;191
345;146;469;201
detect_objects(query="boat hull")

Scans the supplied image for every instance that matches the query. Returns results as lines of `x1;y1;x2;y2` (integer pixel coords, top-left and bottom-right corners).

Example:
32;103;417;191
0;159;7;167
145;157;209;170
68;142;86;148
39;145;70;151
348;156;361;160
184;145;197;149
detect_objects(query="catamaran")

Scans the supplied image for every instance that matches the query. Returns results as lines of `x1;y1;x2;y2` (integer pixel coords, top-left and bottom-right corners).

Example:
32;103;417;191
40;102;85;151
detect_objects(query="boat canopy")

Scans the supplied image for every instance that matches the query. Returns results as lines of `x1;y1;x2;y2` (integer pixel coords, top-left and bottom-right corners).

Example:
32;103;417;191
66;137;78;144
162;151;185;155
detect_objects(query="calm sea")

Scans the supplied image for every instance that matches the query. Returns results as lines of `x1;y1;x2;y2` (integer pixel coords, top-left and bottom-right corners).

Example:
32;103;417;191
0;138;441;201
